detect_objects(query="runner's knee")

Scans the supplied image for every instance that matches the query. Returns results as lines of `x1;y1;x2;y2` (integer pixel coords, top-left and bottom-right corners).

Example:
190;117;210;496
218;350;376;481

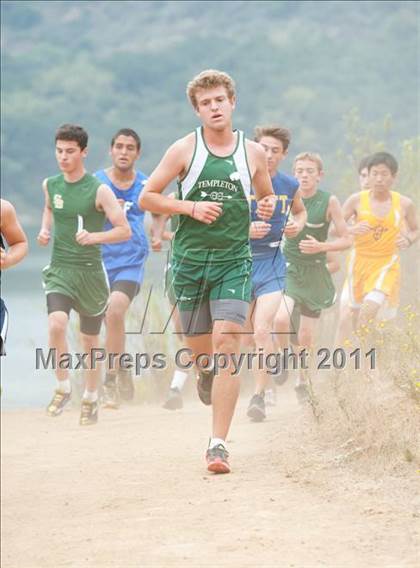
105;302;127;325
213;331;240;355
48;315;67;339
253;325;271;346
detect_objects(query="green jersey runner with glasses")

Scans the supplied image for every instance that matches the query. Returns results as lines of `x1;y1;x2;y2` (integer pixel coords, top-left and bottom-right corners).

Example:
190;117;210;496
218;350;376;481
140;69;275;474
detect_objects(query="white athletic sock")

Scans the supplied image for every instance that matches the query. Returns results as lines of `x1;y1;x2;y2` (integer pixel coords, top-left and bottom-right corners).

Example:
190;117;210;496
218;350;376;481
57;379;71;394
83;390;98;403
209;437;226;450
170;370;188;391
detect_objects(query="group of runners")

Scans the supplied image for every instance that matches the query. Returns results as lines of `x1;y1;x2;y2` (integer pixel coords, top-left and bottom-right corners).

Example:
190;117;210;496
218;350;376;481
0;69;418;474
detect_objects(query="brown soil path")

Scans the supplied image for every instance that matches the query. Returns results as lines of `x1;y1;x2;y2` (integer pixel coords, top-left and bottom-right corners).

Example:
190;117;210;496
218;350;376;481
2;386;418;567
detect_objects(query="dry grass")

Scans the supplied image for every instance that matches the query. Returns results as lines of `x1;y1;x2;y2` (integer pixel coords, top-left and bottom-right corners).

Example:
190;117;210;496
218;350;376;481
304;304;420;474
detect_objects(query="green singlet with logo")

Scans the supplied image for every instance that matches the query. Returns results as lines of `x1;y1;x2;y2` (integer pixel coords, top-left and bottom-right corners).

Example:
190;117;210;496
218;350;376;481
170;127;253;312
284;189;331;265
43;173;109;316
284;189;336;315
172;127;252;265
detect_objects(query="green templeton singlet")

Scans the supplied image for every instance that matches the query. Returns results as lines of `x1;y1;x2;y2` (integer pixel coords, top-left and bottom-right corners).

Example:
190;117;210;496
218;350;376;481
172;127;252;265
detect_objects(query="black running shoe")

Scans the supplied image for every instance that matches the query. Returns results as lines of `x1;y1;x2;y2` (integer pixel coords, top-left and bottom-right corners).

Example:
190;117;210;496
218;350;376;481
206;444;230;474
163;387;183;410
46;390;71;417
118;369;135;401
79;400;99;426
247;393;266;422
197;370;214;406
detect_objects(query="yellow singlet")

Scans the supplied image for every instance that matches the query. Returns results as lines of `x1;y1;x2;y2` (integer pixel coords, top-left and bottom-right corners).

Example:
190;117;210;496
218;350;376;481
346;190;402;307
354;190;401;257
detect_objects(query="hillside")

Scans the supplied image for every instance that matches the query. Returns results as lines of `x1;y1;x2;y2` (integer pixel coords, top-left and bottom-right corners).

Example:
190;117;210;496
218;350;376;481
1;0;418;219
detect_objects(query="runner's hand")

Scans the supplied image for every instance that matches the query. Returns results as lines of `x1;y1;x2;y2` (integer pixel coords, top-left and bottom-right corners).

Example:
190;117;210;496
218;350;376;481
256;196;275;221
396;233;411;249
75;230;97;246
37;228;50;246
283;219;302;238
299;235;325;254
250;221;271;239
191;201;223;224
162;230;174;241
351;221;372;235
151;236;162;251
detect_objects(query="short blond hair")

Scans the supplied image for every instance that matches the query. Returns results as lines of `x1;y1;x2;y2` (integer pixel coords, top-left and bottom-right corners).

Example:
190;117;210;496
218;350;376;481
186;69;236;109
293;152;323;173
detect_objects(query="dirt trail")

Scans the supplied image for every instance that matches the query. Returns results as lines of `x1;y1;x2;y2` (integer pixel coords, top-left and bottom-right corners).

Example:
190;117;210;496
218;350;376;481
1;384;419;568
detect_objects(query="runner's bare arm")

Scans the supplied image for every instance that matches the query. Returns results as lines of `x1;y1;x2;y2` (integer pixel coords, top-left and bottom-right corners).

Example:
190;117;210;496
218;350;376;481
149;191;177;250
284;189;307;237
330;193;367;237
150;213;170;251
344;193;371;235
396;197;419;249
139;138;223;225
248;142;275;220
76;185;131;246
0;199;28;269
326;196;352;250
37;179;53;246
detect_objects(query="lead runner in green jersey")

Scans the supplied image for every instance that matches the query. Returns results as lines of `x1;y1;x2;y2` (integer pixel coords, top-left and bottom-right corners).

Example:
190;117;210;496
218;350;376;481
140;70;275;474
274;152;351;401
37;124;131;426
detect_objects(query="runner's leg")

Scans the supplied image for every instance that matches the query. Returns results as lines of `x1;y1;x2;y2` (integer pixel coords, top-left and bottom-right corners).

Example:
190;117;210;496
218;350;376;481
252;291;283;394
211;319;243;440
105;290;131;370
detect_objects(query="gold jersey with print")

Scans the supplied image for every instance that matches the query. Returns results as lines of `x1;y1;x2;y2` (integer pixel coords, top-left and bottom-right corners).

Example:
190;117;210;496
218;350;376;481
346;190;402;307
